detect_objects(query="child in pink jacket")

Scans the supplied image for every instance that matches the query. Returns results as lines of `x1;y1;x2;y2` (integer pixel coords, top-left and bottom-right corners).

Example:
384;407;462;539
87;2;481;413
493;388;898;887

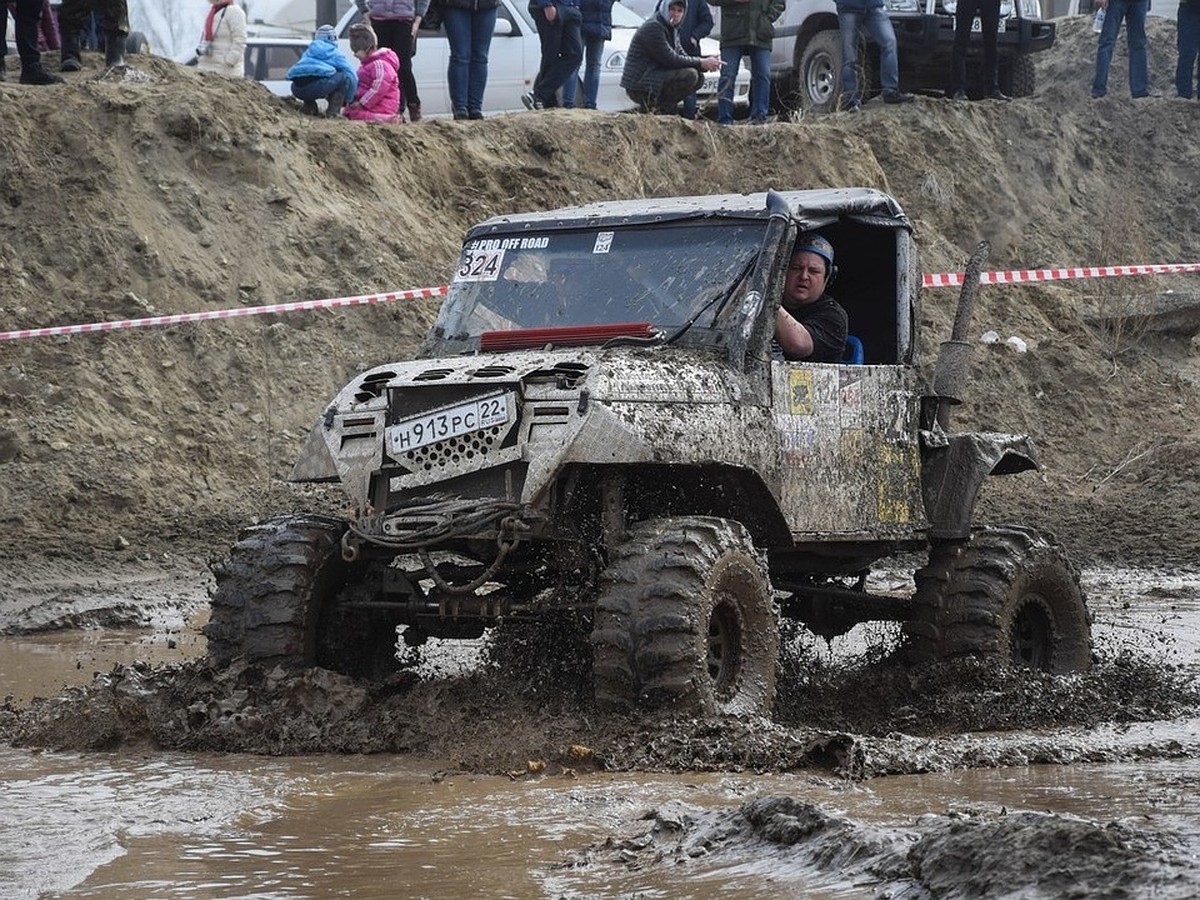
344;22;403;123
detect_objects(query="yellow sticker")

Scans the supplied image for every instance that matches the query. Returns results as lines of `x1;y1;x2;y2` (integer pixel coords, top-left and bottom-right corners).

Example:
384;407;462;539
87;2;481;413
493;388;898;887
788;369;814;415
876;443;919;523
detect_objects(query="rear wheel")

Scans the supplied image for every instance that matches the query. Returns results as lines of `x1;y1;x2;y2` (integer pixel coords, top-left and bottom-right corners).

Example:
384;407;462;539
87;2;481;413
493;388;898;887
205;515;400;679
905;526;1092;673
591;517;779;716
124;31;149;56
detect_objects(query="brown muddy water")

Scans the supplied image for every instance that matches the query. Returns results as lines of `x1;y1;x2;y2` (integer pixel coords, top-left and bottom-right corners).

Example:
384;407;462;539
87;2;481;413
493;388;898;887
2;567;1199;898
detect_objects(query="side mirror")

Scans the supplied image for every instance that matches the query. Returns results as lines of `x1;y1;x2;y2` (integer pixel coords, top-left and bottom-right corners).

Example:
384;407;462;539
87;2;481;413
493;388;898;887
494;18;514;36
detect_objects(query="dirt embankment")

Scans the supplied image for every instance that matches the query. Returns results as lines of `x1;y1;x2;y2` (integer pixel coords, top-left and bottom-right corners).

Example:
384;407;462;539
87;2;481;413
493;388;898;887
1;17;1199;581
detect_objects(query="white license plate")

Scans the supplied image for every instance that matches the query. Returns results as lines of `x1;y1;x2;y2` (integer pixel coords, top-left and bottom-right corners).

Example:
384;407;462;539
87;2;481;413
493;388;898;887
387;395;508;454
701;73;720;94
968;16;1007;32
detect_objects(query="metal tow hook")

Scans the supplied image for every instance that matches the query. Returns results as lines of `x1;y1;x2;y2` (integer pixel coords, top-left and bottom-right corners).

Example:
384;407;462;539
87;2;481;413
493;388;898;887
341;531;360;562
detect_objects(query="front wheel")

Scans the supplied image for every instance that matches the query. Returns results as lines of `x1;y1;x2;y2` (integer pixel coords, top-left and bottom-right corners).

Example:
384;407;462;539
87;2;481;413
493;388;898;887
205;515;401;679
794;29;843;115
591;517;779;717
905;526;1092;673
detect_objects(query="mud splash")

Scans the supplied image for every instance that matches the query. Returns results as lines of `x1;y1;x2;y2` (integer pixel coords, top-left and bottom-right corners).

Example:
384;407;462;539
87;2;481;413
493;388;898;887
2;639;1197;778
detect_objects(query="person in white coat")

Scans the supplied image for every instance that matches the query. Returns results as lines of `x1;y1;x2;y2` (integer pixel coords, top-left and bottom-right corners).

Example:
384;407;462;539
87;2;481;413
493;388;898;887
196;0;247;78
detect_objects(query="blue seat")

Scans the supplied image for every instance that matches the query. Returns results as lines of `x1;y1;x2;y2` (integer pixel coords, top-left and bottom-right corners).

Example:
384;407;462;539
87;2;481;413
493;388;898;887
843;334;864;365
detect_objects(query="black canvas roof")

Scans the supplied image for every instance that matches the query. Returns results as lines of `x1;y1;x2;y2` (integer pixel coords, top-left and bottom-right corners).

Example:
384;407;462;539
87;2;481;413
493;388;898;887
465;188;912;238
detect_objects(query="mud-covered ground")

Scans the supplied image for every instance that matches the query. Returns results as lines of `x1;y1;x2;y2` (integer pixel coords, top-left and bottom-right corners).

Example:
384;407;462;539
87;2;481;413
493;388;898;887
2;566;1200;896
4;586;1198;770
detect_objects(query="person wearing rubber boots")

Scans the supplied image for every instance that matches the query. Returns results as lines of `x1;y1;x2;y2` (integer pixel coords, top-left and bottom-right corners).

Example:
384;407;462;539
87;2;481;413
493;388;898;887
10;0;64;83
58;0;129;71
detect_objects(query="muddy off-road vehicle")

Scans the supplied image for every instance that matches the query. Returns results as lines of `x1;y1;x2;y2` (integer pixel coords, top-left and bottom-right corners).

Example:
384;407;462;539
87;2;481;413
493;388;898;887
206;187;1091;716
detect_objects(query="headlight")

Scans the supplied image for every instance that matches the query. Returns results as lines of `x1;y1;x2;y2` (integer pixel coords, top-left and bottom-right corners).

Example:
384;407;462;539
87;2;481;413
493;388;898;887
604;51;625;71
883;0;919;10
945;0;1012;13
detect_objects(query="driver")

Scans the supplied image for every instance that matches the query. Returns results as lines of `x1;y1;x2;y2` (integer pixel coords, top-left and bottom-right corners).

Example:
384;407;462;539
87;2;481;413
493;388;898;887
773;233;848;363
502;252;551;283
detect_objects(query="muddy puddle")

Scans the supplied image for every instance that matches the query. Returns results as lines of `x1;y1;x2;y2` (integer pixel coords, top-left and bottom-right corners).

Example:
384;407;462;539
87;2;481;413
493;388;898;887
1;565;1199;898
0;624;203;705
2;748;1198;898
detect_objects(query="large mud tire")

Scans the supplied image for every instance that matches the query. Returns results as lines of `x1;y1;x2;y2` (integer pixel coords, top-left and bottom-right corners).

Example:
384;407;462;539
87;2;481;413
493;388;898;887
591;517;779;717
205;515;365;672
905;526;1092;673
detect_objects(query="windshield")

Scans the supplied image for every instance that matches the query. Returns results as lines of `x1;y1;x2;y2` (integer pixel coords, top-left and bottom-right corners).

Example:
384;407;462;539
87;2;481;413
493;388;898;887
424;221;769;354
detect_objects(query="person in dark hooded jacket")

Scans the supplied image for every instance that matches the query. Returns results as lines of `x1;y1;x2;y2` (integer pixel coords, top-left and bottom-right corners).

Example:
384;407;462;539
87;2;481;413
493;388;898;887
620;0;721;113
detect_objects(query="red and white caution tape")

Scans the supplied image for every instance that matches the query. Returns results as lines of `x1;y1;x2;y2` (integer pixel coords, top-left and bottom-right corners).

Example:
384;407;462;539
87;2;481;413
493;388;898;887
0;285;448;342
922;262;1200;289
3;262;1199;342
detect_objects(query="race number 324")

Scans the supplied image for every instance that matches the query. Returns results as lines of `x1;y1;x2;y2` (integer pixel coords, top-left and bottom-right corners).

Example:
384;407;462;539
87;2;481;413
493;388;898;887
455;249;504;282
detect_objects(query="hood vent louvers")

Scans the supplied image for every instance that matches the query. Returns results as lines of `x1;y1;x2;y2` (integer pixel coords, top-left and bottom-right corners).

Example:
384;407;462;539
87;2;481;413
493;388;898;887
354;370;397;402
473;364;517;378
524;360;590;388
413;368;454;381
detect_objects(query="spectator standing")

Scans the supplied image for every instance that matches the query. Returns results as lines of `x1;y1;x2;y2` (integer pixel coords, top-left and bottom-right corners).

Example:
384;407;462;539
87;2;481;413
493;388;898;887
562;0;614;109
196;0;247;79
709;0;784;125
948;0;1008;101
524;0;583;110
444;0;499;118
1176;0;1200;98
356;0;428;122
3;0;62;83
836;0;912;109
345;21;403;121
1091;0;1150;98
58;0;128;70
676;0;712;118
286;23;359;118
620;0;720;113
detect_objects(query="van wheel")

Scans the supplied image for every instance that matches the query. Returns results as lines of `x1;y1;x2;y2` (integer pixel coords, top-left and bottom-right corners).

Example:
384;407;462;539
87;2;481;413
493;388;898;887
795;29;842;114
999;55;1036;98
906;526;1092;673
124;31;149;56
591;517;779;717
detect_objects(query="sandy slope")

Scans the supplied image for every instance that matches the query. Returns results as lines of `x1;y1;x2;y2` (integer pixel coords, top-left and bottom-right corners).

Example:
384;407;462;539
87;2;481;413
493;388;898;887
1;16;1199;580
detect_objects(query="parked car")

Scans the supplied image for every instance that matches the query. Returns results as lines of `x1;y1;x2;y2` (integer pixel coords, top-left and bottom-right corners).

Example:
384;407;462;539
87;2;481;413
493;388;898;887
185;0;749;117
625;0;1054;112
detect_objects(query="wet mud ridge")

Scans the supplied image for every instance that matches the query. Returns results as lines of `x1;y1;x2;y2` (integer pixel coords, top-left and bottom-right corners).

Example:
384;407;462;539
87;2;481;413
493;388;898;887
574;796;1200;898
2;635;1197;767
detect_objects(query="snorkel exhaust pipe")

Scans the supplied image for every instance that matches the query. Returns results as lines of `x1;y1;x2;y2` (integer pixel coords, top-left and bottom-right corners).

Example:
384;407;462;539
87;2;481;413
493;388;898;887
933;241;990;430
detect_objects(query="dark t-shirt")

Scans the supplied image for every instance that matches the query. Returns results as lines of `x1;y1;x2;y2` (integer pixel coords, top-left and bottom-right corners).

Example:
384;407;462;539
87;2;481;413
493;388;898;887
774;294;849;363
